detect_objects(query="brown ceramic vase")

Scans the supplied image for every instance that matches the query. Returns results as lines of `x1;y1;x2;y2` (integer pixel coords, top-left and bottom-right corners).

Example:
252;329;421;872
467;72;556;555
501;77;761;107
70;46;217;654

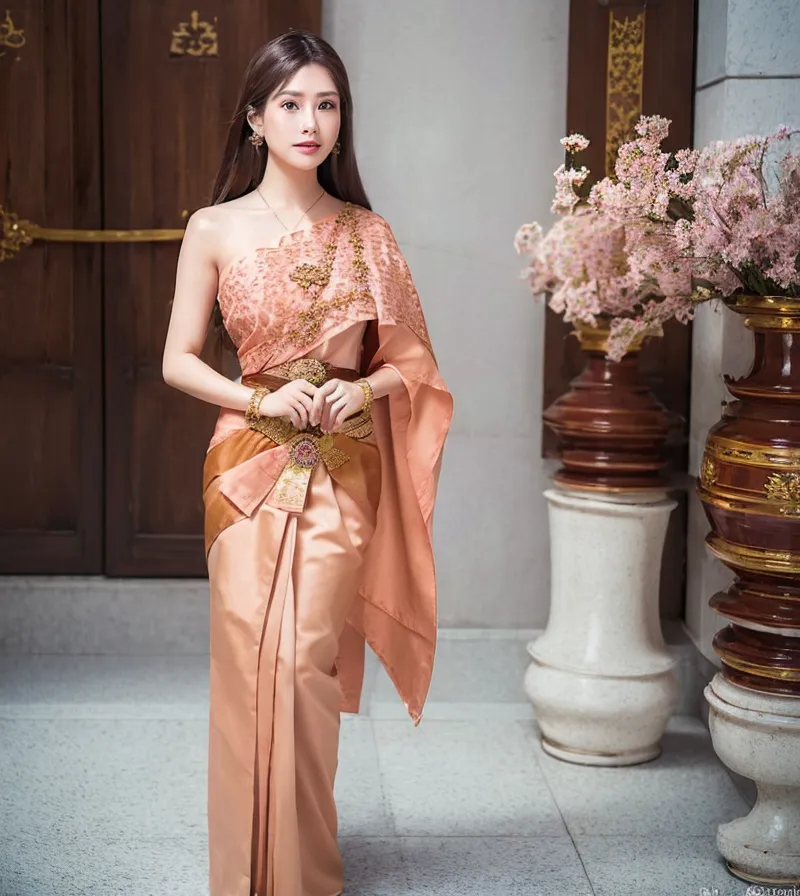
697;296;800;698
542;324;677;493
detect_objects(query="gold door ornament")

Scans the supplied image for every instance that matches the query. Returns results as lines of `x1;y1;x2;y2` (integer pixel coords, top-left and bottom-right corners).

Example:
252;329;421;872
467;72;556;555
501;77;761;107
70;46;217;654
0;204;185;263
605;10;646;176
170;10;218;57
0;9;25;57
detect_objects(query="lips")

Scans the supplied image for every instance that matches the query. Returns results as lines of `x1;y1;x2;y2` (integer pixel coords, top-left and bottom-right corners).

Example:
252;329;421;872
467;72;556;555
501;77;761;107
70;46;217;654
294;142;320;148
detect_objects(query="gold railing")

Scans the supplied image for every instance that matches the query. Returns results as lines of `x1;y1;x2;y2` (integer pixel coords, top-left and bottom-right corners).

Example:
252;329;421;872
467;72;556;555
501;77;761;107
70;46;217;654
0;205;185;262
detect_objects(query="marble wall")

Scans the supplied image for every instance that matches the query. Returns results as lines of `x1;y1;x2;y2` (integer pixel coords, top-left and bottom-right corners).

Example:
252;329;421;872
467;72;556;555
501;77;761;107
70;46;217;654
686;0;800;662
323;1;570;626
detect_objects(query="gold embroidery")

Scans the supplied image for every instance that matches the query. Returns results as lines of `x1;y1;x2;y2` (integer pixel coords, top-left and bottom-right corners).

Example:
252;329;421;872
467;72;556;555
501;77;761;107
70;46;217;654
270;433;348;512
248;407;372;513
285;203;374;348
218;204;435;367
271;358;330;386
249;407;373;446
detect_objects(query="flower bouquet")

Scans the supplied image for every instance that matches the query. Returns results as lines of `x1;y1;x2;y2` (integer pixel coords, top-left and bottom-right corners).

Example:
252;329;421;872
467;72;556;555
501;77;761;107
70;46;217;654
588;117;800;303
515;126;694;362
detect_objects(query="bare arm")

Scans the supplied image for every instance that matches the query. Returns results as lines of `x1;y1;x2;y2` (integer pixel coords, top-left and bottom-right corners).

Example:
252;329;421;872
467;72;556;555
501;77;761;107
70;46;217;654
162;210;318;429
162;209;255;413
365;364;404;400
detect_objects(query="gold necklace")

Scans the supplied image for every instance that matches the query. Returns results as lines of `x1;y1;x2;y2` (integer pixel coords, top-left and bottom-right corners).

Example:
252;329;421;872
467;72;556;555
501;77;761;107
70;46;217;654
256;186;327;234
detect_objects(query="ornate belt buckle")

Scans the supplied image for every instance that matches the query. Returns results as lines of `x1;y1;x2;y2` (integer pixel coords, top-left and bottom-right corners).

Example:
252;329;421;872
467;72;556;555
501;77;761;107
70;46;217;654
286;358;329;386
289;436;321;470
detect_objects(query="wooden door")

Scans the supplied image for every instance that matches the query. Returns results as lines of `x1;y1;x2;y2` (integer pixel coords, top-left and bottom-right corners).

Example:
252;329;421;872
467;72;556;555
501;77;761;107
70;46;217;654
101;1;321;576
0;2;104;574
0;0;321;576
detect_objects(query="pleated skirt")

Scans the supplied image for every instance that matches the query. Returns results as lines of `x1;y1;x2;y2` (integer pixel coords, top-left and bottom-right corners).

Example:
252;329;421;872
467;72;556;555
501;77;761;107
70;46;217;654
206;458;377;896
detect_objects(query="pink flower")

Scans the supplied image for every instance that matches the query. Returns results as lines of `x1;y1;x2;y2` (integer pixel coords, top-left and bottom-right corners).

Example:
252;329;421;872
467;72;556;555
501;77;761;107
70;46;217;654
680;128;800;297
560;133;590;154
634;115;672;145
552;164;589;214
514;222;543;256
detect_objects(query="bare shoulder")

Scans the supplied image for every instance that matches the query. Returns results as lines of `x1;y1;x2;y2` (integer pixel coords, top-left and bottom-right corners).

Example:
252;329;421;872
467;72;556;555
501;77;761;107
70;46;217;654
183;201;251;266
184;204;228;240
188;199;251;231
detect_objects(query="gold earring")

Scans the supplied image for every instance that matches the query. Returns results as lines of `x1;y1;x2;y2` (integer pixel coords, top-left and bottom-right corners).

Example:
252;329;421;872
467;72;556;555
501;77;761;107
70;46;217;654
249;131;264;147
332;141;341;156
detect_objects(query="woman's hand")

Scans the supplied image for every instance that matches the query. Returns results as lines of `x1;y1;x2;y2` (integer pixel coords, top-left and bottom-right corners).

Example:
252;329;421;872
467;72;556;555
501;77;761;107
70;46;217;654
310;379;366;432
259;379;318;430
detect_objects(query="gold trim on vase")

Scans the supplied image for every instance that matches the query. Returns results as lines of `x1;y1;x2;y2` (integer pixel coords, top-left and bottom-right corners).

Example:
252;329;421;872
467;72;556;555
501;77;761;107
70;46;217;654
724;585;800;603
571;323;647;355
725;295;800;331
705;436;800;469
700;464;800;516
698;486;800;520
764;471;800;516
552;477;668;495
717;652;800;682
742;315;800;332
706;534;800;575
700;455;717;488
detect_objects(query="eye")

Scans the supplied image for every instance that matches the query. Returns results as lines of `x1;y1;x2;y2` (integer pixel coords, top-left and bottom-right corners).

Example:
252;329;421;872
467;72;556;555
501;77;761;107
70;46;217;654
320;101;337;111
281;100;298;111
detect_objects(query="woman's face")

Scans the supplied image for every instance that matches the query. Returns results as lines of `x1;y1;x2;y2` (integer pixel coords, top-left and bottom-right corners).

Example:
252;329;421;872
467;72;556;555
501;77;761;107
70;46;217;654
252;63;341;170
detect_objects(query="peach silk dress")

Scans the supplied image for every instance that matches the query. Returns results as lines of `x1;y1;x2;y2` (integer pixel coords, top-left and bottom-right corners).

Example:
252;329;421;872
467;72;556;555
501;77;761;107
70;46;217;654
202;203;453;896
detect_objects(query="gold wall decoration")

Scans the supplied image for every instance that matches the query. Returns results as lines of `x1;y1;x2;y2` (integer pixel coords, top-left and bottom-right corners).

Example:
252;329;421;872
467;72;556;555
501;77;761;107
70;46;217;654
765;471;800;516
0;9;26;57
605;9;646;176
170;10;218;57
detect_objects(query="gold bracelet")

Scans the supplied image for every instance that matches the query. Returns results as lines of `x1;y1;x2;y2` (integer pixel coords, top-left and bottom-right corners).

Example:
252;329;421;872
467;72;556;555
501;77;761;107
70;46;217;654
354;378;374;416
245;386;270;426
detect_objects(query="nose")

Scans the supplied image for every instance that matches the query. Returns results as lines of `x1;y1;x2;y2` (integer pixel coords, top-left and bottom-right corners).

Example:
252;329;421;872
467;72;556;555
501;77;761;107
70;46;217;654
302;115;318;136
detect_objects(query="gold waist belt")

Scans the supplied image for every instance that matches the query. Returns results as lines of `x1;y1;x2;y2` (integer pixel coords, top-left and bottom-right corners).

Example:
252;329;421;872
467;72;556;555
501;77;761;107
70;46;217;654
240;361;373;510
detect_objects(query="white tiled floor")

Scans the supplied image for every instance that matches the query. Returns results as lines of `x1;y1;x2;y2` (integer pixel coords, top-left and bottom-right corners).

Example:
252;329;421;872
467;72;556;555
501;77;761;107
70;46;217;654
0;639;756;896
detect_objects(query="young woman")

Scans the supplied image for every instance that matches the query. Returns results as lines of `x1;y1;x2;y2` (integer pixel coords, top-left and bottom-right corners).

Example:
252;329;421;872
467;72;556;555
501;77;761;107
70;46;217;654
162;30;453;896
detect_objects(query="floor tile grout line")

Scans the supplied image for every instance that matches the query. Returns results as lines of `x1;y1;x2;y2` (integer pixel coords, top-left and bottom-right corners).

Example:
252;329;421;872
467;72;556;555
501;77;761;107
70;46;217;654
351;833;604;840
367;718;400;840
515;719;599;896
366;719;415;890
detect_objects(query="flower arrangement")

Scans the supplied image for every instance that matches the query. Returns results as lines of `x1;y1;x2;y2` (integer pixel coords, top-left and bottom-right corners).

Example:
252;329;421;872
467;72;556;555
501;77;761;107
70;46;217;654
516;126;694;361
589;118;800;302
517;118;800;361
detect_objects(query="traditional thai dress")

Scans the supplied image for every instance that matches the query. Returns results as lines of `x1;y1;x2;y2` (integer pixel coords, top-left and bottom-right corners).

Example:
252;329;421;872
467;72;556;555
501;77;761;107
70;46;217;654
202;203;453;896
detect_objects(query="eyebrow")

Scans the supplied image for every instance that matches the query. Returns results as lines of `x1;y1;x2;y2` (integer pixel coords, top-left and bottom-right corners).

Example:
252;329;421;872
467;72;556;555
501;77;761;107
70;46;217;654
276;90;339;98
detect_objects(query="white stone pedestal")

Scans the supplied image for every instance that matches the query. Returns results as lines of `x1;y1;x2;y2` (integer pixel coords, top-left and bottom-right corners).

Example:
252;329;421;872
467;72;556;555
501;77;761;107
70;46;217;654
525;488;680;765
705;673;800;885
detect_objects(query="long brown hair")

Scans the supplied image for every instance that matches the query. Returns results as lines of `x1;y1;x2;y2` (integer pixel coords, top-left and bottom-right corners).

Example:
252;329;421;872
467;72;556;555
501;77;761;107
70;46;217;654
210;30;371;346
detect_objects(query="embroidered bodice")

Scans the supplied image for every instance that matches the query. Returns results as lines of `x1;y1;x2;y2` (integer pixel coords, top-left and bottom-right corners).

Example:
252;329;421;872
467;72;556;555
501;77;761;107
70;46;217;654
216;203;431;377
